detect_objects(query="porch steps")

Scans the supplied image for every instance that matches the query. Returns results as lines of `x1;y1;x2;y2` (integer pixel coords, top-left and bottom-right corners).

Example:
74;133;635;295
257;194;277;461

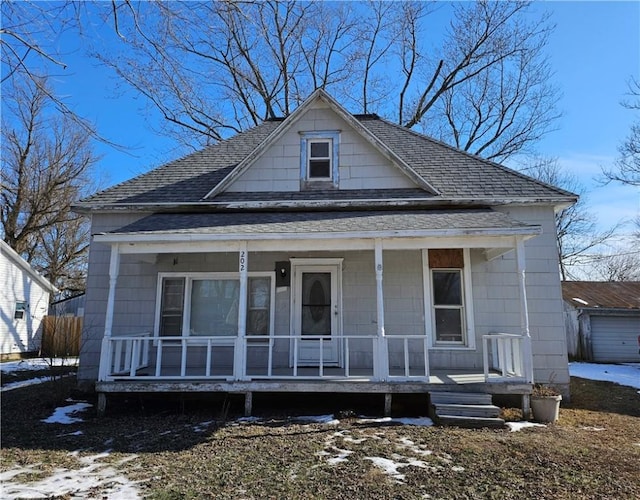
429;392;505;429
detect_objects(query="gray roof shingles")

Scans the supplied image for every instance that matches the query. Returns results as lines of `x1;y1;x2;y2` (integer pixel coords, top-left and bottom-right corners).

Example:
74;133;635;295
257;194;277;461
108;209;536;236
80;115;574;207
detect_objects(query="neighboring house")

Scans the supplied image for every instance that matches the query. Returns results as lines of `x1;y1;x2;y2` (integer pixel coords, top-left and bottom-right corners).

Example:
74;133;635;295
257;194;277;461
75;90;576;418
49;293;86;318
562;281;640;363
0;240;57;357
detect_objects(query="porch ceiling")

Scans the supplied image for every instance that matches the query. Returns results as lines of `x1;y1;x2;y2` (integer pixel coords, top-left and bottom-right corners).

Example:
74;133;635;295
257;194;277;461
96;208;541;245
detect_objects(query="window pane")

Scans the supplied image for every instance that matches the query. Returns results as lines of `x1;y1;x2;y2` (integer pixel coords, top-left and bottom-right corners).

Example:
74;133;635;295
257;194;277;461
14;301;26;320
190;279;239;336
160;278;184;336
309;159;331;178
310;141;329;158
247;277;271;336
301;273;331;336
434;309;463;342
432;270;462;305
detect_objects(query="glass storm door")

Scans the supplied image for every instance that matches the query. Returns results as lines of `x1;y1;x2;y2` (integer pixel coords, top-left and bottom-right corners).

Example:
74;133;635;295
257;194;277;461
293;264;341;366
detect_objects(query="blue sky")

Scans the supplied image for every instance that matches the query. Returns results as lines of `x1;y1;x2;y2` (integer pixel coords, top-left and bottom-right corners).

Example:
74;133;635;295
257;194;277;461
48;1;640;237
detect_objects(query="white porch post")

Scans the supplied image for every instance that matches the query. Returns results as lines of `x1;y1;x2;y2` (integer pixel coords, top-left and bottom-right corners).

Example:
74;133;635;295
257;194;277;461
234;241;249;380
98;244;120;381
374;239;389;380
515;238;534;384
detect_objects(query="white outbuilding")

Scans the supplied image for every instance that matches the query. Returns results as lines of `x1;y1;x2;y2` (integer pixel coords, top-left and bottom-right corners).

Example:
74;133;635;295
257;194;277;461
1;240;57;357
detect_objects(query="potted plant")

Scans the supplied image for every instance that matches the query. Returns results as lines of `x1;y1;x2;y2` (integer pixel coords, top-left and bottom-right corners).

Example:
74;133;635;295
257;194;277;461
531;382;562;423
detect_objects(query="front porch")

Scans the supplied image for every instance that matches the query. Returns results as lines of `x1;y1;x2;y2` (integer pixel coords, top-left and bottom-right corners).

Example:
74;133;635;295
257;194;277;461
95;331;532;417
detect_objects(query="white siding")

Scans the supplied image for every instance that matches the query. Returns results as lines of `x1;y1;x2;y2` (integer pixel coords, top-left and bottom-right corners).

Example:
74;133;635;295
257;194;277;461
591;315;640;363
0;248;52;354
227;104;417;192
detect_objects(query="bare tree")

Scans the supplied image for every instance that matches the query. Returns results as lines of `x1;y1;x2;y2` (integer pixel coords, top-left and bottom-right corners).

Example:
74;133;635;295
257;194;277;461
586;252;640;282
520;157;618;280
1;75;97;296
603;78;640;186
89;0;558;159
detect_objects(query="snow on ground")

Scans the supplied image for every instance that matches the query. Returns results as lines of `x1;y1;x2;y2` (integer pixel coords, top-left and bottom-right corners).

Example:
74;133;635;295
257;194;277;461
292;414;340;425
506;421;546;432
42;402;92;425
0;358;79;373
1;358;79;393
356;416;434;426
0;452;141;500
569;362;640;390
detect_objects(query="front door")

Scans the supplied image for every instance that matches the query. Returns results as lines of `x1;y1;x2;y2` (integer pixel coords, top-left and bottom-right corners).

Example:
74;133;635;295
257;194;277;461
292;262;341;366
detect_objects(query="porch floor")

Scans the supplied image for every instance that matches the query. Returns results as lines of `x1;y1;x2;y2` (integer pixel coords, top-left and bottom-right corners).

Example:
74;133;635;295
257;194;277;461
97;369;532;396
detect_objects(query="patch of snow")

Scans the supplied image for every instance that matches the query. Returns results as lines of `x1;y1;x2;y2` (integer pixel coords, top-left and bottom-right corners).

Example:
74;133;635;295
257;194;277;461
365;456;407;482
397;436;433;456
452;466;466;472
506;421;546;432
42;402;92;425
356;416;434;426
569;362;640;390
1;377;59;392
236;416;263;424
0;358;78;373
292;414;340;425
581;426;606;432
327;448;353;465
193;420;215;433
57;430;84;437
365;455;429;483
0;452;140;500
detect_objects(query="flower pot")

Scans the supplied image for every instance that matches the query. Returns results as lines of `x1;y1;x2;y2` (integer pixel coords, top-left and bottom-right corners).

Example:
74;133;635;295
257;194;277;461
531;395;562;423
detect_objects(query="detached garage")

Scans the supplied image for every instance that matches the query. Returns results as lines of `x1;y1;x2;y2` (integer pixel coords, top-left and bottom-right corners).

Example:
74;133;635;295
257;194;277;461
562;281;640;363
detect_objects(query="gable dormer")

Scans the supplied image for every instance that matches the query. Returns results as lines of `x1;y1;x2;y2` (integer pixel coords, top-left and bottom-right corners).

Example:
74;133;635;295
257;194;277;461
208;90;436;198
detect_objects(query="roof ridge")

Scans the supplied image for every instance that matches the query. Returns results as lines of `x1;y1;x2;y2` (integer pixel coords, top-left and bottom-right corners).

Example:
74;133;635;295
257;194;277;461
365;116;578;200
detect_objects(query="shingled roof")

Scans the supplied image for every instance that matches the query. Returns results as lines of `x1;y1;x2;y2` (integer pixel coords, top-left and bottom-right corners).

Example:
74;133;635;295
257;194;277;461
77;95;576;210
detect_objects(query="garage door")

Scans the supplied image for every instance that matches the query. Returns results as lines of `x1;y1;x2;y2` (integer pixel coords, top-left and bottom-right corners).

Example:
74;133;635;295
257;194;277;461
591;315;640;363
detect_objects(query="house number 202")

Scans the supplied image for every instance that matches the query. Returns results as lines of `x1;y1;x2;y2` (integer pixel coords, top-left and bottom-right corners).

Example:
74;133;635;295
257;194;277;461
239;250;247;272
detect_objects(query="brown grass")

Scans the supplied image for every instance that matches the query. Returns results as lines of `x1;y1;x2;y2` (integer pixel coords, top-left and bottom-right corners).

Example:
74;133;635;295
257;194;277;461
1;376;639;499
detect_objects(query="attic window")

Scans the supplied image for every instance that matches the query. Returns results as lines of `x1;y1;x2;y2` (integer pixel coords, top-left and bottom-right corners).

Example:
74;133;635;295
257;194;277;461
308;140;331;179
300;131;340;188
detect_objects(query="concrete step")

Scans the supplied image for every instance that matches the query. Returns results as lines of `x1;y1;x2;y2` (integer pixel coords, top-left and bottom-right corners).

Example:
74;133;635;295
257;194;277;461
433;403;501;419
429;391;493;406
438;415;505;429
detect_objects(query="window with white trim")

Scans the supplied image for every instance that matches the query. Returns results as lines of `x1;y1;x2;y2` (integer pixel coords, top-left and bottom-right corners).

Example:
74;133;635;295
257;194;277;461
156;273;274;337
425;249;474;347
308;139;332;179
14;301;27;320
300;131;340;187
432;269;464;343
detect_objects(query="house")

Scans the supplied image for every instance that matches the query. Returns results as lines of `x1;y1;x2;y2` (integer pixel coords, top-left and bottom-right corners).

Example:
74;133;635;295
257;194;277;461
75;90;576;420
49;293;86;318
1;240;57;358
562;281;640;363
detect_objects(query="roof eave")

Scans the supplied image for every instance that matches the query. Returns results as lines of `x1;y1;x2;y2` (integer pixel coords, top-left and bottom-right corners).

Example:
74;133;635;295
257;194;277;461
74;195;577;214
94;225;541;245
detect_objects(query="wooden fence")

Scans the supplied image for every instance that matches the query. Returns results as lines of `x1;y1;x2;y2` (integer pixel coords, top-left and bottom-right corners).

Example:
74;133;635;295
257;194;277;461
41;316;83;358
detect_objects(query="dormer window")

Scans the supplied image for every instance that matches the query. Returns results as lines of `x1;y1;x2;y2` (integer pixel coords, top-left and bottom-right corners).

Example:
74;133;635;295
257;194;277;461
308;140;332;179
300;130;340;189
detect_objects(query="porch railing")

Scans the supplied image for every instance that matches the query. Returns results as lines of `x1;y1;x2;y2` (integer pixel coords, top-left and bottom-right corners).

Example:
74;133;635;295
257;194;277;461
98;332;151;380
482;333;528;382
98;333;430;382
